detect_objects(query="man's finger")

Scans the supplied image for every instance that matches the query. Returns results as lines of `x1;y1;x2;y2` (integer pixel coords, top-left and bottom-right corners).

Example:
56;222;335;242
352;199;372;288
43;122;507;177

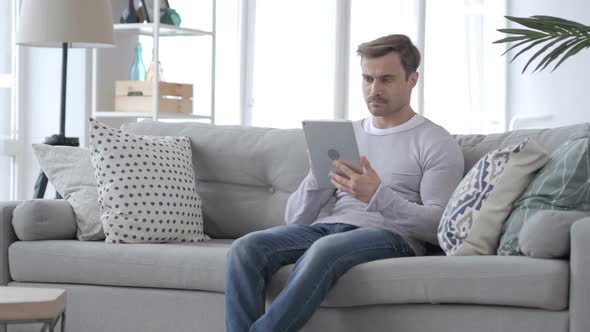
331;171;353;191
333;161;358;177
361;156;375;174
330;178;344;192
329;170;350;185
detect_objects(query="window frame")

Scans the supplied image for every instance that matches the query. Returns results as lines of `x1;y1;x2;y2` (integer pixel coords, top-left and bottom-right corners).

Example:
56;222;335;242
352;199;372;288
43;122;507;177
0;0;22;200
238;0;505;133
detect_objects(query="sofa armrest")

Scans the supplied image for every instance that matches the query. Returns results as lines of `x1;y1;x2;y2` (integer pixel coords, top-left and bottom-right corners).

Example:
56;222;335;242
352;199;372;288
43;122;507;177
570;217;590;332
0;201;20;286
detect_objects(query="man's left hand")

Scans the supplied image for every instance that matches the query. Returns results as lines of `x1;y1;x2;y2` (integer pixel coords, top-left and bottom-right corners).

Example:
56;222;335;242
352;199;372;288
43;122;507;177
329;156;381;204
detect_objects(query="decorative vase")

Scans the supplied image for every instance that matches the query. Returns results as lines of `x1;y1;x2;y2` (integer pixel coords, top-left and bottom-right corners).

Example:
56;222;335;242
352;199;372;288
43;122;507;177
120;0;140;24
146;61;165;81
146;49;165;82
129;43;146;81
160;8;181;26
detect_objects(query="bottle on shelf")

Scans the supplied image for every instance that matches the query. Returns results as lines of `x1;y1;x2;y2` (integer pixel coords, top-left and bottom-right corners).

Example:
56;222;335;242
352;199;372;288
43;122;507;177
129;42;146;81
136;0;151;23
135;1;146;23
146;48;165;82
120;0;140;24
146;61;165;82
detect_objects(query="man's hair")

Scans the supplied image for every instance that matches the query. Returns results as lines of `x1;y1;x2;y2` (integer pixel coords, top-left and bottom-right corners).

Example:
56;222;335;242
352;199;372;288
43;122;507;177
356;34;421;80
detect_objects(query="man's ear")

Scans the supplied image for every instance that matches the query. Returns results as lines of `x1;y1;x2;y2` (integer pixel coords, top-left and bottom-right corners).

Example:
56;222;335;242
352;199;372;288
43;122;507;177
408;72;419;88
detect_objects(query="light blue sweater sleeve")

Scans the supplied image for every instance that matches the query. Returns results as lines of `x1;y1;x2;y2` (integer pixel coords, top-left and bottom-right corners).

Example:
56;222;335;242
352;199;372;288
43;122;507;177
284;171;336;225
365;136;464;245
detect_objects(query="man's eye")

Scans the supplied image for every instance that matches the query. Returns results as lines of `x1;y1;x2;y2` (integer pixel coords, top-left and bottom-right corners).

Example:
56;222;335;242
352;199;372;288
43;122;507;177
363;77;373;83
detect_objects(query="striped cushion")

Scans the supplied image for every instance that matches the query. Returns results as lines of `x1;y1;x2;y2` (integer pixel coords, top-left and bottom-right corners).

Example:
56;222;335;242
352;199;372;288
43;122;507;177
498;126;590;255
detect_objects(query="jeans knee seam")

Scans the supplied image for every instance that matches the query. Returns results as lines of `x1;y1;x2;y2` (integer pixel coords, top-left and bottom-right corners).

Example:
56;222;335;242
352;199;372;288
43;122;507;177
254;246;309;295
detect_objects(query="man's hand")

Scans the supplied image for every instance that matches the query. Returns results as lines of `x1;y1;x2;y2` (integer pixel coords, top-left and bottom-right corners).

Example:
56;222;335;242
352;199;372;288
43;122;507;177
329;156;381;204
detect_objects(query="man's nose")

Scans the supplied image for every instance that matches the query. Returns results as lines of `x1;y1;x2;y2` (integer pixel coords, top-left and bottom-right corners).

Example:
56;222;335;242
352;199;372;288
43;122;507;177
369;81;383;96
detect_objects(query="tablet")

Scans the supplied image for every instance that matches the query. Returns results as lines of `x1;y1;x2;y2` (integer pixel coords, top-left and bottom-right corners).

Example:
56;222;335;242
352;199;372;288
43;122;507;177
302;120;362;189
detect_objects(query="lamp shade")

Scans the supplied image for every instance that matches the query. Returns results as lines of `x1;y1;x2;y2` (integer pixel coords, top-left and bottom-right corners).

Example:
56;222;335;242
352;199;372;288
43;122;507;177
16;0;115;48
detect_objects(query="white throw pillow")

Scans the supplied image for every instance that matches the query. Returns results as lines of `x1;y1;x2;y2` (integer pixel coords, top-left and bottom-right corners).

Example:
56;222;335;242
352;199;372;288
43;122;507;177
437;138;549;255
89;119;210;244
32;144;104;240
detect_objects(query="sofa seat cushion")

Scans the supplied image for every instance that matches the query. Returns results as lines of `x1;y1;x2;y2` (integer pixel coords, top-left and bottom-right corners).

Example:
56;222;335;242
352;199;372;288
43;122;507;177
9;241;568;311
269;255;568;311
9;239;233;293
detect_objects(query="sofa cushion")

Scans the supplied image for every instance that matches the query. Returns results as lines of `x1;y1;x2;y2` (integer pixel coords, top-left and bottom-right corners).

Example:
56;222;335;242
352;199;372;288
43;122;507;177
498;128;590;255
89;119;209;244
519;211;590;258
269;256;569;311
12;200;77;241
9;240;233;293
9;240;568;310
32;144;104;241
121;120;309;238
438;139;549;255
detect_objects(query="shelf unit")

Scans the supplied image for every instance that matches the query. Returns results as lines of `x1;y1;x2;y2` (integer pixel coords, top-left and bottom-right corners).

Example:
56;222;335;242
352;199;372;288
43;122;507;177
91;0;216;125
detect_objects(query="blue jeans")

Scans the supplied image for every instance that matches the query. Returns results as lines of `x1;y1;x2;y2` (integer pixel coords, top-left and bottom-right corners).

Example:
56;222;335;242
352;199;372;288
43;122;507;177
225;223;415;332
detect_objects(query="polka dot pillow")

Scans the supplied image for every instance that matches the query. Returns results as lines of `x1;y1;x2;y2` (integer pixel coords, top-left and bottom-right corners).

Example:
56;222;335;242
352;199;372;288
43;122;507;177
89;119;209;244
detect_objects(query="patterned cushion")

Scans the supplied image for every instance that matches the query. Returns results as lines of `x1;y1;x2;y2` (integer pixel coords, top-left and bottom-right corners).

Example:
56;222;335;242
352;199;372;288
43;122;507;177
438;139;549;255
498;127;590;255
89;119;210;244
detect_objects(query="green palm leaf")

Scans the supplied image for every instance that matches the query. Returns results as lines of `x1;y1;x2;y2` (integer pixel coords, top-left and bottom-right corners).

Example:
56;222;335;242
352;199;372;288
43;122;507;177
552;39;590;71
495;15;590;73
534;38;578;72
521;37;566;73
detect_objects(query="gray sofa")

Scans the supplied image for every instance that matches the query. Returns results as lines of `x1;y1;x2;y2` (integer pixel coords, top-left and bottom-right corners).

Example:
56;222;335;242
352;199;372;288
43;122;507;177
1;120;590;332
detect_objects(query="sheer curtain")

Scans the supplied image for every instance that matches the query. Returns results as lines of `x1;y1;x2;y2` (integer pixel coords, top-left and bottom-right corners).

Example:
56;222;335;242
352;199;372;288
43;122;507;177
249;0;337;129
423;0;506;134
246;0;506;133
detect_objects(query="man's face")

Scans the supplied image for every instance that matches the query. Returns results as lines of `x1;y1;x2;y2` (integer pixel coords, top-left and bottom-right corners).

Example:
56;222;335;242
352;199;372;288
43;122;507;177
361;52;418;117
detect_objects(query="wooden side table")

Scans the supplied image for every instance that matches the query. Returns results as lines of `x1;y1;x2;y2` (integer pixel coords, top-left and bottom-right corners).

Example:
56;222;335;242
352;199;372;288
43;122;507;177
0;287;66;332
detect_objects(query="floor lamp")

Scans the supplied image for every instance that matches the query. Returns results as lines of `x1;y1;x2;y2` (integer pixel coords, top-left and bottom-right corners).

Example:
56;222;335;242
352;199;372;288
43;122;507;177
16;0;114;198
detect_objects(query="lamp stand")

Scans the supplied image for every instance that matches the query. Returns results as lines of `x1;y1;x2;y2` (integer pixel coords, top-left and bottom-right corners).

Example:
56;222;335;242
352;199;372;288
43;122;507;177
33;43;80;198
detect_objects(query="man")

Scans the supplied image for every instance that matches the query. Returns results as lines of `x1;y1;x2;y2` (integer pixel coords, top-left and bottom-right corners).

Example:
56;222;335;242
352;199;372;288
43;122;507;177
225;34;464;332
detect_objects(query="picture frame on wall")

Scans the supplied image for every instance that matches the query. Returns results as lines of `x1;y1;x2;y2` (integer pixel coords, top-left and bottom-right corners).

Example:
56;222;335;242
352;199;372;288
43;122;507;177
141;0;170;23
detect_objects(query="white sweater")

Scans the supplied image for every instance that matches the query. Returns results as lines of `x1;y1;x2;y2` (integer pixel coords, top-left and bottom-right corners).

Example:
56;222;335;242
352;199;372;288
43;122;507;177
284;114;465;256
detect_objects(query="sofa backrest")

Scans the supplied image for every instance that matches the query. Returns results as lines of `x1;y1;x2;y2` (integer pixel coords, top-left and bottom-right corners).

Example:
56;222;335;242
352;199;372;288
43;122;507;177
454;123;589;175
122;121;309;238
122;120;589;239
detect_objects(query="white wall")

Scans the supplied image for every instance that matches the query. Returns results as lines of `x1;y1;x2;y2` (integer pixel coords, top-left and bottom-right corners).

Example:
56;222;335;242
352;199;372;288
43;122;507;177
506;0;590;129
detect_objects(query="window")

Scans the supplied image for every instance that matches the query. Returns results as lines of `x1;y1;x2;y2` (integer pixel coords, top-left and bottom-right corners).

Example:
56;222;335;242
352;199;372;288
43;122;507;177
144;1;504;132
423;0;506;134
348;0;420;121
237;0;505;133
249;0;337;129
0;0;18;200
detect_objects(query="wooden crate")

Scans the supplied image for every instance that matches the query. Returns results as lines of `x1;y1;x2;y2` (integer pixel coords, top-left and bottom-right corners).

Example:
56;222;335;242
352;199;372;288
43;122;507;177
114;81;193;114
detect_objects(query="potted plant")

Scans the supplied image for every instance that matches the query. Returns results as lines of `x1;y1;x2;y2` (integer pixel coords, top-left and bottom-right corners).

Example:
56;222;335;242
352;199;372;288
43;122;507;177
494;15;590;73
